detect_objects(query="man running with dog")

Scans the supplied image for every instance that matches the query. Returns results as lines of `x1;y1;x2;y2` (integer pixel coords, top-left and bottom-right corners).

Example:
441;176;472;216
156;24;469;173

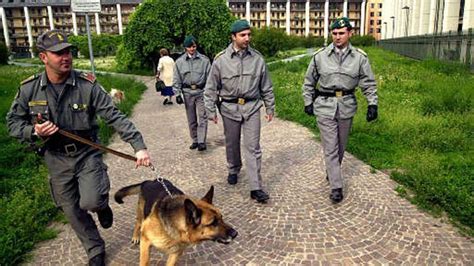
6;29;152;266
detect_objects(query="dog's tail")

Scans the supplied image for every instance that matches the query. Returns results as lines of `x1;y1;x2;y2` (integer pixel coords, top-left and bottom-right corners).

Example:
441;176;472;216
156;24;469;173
114;183;142;204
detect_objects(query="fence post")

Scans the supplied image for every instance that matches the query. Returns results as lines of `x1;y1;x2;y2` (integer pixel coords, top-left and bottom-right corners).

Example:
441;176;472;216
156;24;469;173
467;29;473;73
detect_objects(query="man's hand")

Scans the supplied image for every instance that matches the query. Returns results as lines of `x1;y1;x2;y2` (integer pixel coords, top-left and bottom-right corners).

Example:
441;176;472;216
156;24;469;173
210;115;218;124
135;149;152;168
265;114;273;122
304;105;314;116
34;113;58;137
366;105;378;122
176;94;184;105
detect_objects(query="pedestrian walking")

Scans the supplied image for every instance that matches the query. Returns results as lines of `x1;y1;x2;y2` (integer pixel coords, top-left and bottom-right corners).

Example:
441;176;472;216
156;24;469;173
6;30;152;265
302;17;378;203
173;35;211;151
156;48;175;105
204;20;275;203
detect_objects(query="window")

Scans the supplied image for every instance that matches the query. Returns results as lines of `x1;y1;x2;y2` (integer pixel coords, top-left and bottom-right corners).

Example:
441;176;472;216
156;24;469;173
371;3;374;8
369;29;373;33
378;12;382;16
370;20;374;25
379;3;383;8
376;28;381;33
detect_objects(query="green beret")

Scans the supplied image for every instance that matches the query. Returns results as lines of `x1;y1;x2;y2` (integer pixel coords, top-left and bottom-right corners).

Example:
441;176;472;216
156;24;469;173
330;17;352;30
183;35;196;48
231;19;251;34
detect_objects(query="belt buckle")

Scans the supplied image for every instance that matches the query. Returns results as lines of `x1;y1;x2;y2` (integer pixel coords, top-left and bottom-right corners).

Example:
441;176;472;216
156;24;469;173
335;91;343;97
237;98;245;105
64;143;77;156
191;84;197;90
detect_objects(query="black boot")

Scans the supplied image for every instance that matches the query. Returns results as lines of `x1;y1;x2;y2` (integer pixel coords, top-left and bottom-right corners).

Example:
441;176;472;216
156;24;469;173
227;174;238;185
97;206;113;229
250;190;270;203
89;252;105;266
330;188;343;204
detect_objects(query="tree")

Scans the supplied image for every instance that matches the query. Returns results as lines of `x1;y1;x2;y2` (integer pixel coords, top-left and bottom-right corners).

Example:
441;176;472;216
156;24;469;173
122;0;235;70
0;42;9;64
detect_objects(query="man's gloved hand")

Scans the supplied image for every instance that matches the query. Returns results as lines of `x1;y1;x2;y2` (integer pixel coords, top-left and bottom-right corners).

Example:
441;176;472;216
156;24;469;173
176;95;184;105
366;105;378;122
304;105;314;116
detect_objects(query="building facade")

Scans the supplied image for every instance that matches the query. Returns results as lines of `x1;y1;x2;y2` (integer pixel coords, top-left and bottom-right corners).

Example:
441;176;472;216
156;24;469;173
1;0;371;57
366;0;382;40
0;0;140;56
381;0;474;39
228;0;367;38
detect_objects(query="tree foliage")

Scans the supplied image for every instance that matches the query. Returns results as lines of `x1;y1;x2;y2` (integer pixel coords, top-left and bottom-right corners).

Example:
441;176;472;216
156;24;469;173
122;0;234;69
68;34;122;57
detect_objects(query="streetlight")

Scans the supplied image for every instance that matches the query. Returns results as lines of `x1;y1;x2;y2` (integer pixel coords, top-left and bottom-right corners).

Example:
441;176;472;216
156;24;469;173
383;21;387;39
390;16;395;38
402;6;410;37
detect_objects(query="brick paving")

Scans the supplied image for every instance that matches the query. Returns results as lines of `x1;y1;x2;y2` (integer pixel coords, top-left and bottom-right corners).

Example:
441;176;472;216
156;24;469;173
28;76;473;265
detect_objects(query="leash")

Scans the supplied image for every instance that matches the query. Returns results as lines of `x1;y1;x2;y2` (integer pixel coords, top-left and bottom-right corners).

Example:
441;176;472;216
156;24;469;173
36;117;174;197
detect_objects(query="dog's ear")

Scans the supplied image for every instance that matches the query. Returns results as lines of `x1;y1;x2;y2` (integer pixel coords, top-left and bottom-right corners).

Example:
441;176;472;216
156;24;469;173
184;199;202;226
201;186;214;204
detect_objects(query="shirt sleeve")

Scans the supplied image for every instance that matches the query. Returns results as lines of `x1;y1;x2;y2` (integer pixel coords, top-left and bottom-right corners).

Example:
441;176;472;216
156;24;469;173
172;61;183;95
91;83;147;152
302;56;319;106
203;60;221;118
358;56;378;106
6;87;35;142
259;63;275;115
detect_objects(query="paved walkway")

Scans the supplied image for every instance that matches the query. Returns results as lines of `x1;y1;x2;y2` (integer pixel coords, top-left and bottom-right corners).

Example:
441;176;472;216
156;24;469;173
29;76;473;265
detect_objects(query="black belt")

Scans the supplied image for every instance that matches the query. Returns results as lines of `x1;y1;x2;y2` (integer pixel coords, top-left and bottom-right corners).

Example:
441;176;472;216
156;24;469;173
318;90;354;97
220;97;257;105
47;142;88;156
183;84;203;90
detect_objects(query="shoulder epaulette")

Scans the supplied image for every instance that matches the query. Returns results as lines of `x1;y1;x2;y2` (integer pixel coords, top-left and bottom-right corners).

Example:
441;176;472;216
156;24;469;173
214;50;225;60
354;47;368;57
79;72;97;83
313;47;326;56
20;74;39;85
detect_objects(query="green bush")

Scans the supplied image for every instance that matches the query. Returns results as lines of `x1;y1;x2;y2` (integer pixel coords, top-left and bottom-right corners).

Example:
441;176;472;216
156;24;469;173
69;34;122;57
0;42;9;64
350;35;376;46
252;27;289;57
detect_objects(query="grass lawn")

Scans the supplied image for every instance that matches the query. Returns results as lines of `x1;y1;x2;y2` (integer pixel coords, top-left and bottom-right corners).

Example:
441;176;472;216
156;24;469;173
14;56;153;76
0;65;147;265
270;47;473;236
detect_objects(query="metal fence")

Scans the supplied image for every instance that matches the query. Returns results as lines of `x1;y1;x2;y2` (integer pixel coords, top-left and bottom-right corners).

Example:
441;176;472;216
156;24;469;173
378;29;474;72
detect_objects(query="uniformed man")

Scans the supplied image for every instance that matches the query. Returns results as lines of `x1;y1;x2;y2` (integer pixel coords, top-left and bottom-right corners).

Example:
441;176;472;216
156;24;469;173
6;30;152;265
204;20;275;203
302;17;378;203
173;35;211;151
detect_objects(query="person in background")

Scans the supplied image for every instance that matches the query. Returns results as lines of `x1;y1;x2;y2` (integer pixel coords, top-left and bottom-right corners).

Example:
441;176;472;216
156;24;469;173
173;35;211;151
204;20;275;204
156;48;175;105
302;17;378;204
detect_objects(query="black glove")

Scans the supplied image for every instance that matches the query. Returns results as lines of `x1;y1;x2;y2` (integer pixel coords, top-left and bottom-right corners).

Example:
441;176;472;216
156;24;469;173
366;105;378;122
176;95;184;105
304;105;314;116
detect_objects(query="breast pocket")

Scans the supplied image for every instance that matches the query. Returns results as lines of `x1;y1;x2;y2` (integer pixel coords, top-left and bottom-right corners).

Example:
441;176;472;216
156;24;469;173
221;74;240;91
69;103;90;130
28;103;49;124
241;70;257;90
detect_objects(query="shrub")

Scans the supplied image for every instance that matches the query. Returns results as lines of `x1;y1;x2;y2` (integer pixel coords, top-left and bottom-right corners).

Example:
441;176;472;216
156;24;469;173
252;27;289;57
69;34;123;57
0;42;9;64
351;35;376;46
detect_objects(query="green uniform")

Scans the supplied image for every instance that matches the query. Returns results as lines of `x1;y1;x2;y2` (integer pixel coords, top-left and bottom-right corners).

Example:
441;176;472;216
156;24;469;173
302;43;378;190
204;44;275;190
173;51;211;144
6;70;147;259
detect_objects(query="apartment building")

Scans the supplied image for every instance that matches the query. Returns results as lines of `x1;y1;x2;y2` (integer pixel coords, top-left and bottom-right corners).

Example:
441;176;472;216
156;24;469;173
366;0;382;40
381;0;473;39
0;0;140;56
1;0;371;57
229;0;367;37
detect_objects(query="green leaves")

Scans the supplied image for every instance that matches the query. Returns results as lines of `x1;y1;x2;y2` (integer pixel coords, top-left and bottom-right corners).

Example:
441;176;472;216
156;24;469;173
122;0;234;69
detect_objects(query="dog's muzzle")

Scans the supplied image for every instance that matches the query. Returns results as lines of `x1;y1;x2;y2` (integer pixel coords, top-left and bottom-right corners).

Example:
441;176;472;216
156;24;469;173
215;228;238;244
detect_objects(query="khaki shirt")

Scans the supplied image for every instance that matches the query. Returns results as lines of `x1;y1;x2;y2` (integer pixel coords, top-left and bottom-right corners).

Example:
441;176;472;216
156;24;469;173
6;70;147;151
173;51;211;96
204;44;275;121
302;43;378;119
157;55;175;86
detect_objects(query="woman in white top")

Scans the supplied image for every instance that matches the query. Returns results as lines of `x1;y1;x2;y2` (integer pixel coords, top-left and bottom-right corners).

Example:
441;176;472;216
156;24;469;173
156;48;175;105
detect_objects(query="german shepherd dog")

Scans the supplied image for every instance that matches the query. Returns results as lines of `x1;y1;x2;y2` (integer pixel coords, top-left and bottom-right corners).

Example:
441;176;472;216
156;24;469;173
114;179;238;266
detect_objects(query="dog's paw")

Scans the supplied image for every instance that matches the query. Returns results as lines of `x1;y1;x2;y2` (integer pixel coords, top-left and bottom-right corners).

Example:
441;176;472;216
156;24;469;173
131;237;140;245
